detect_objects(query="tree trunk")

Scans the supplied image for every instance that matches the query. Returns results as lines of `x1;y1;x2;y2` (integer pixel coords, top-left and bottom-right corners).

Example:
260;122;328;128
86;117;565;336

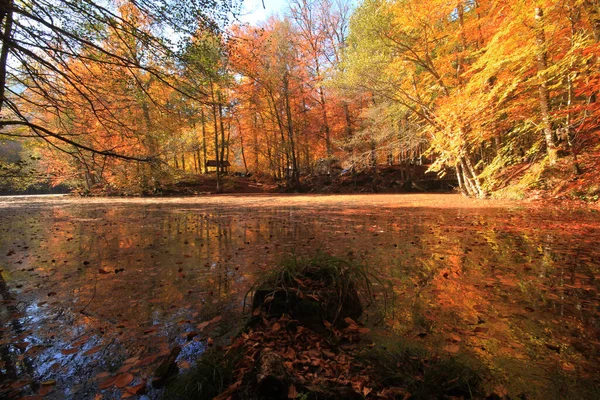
210;81;221;193
455;162;467;196
253;112;260;173
462;154;486;198
201;107;208;174
319;85;331;157
0;0;13;113
218;95;227;175
240;134;249;174
283;72;299;187
458;158;476;197
535;7;558;163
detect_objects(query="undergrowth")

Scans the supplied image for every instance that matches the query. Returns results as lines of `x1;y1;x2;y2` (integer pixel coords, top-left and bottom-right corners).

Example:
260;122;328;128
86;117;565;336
245;251;392;326
362;340;486;399
164;253;492;399
162;348;241;399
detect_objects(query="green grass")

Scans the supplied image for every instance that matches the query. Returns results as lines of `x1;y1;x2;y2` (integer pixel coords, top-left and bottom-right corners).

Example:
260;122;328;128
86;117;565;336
245;251;392;326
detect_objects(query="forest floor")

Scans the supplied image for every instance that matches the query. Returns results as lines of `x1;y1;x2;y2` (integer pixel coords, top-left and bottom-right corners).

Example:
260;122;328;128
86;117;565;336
156;164;456;197
105;153;600;205
489;152;600;205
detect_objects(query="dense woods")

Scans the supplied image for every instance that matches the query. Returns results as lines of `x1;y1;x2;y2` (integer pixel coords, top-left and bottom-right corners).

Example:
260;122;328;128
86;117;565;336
1;0;600;198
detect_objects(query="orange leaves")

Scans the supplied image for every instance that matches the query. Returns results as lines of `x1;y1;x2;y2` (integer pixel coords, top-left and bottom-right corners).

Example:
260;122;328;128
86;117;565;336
196;315;222;331
114;373;134;388
221;313;382;399
60;348;78;356
82;345;104;356
288;383;298;398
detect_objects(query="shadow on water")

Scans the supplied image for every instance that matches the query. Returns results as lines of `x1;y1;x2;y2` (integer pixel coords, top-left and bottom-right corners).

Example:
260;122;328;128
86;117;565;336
0;194;598;399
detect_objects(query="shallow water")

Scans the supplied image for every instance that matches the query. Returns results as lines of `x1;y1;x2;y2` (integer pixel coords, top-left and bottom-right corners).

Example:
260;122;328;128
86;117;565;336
0;194;598;399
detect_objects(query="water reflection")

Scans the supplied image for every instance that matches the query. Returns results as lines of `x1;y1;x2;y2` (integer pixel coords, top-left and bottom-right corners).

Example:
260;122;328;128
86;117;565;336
0;195;598;399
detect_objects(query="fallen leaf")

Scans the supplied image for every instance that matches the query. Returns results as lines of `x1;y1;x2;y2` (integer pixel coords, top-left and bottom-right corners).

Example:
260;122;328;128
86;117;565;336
197;315;222;331
136;354;157;366
126;382;147;395
288;383;298;398
15;342;29;350
561;362;575;371
114;373;134;388
443;344;460;353
446;333;461;343
83;345;103;356
60;348;78;356
95;372;110;380
98;376;117;390
117;364;133;374
39;384;54;396
123;356;139;365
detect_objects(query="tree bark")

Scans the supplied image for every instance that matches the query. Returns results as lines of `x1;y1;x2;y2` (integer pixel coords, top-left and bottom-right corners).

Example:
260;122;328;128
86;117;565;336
535;7;558;163
210;81;221;193
218;94;227;175
283;71;299;187
201;107;208;174
0;0;13;113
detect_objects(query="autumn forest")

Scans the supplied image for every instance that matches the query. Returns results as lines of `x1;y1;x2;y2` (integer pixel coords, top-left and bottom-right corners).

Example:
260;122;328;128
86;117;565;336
1;0;600;198
2;1;600;400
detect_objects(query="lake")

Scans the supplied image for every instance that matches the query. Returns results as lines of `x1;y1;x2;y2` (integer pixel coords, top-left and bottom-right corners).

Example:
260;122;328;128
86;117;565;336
0;194;599;399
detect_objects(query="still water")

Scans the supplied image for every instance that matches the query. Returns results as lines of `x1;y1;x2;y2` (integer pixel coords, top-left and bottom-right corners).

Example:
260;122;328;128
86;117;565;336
0;194;598;399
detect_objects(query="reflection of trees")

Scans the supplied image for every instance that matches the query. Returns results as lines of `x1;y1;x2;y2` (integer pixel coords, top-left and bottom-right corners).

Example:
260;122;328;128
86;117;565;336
2;202;599;398
0;273;35;384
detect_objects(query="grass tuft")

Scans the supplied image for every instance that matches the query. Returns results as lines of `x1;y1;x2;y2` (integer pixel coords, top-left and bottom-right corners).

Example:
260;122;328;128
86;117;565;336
245;251;391;326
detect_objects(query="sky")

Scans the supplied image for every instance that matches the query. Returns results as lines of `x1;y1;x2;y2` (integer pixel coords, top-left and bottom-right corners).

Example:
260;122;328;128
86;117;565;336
238;0;289;24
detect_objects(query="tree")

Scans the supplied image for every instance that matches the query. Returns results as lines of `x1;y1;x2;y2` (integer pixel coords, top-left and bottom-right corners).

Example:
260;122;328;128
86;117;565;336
0;0;237;163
